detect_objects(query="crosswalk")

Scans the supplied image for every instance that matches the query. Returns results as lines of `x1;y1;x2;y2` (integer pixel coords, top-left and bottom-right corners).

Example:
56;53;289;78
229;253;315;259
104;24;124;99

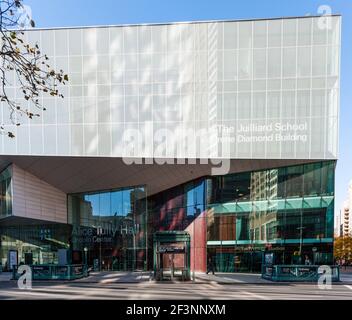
1;282;351;300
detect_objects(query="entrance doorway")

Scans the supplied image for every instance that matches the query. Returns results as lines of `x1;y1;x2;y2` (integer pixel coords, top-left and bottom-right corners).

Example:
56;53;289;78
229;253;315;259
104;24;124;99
153;231;191;281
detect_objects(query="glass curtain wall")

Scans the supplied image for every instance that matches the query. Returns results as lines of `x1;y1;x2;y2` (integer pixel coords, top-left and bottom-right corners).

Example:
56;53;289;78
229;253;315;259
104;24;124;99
147;179;206;271
68;186;147;271
0;223;71;269
207;161;335;272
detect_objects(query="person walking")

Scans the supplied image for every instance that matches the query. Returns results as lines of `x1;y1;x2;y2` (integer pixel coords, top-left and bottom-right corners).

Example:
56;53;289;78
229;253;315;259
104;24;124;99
206;257;215;275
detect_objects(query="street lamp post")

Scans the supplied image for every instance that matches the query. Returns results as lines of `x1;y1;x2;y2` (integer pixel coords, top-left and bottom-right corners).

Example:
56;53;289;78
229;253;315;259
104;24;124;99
99;234;102;271
91;225;102;271
83;247;88;276
83;247;88;264
297;226;306;264
83;247;88;266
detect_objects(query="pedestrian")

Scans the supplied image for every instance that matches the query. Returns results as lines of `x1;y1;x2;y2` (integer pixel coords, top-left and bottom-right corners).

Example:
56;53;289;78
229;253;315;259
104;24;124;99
206;257;215;275
304;255;311;265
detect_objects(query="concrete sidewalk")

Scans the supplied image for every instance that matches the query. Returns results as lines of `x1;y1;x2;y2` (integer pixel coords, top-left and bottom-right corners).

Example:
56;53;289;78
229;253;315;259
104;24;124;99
75;271;152;283
74;271;268;284
58;270;266;284
195;272;269;284
2;270;351;285
0;272;12;282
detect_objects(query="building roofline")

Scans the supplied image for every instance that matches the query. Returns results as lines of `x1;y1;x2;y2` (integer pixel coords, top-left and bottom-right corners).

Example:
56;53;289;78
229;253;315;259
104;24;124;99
17;14;341;32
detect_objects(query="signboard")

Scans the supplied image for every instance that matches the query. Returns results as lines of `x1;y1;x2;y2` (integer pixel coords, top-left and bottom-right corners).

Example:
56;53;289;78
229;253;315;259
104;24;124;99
264;253;274;266
158;246;185;253
32;265;51;277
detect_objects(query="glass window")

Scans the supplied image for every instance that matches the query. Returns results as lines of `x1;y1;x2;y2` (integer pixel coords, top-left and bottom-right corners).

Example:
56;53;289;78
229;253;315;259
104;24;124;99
69;186;146;224
0;167;12;218
302;209;326;239
86;193;100;216
235;213;250;240
99;192;111;216
320;161;334;195
220;215;236;240
283;210;301;239
303;163;322;196
285;165;304;198
111;190;123;216
122;189;132;216
185;180;205;216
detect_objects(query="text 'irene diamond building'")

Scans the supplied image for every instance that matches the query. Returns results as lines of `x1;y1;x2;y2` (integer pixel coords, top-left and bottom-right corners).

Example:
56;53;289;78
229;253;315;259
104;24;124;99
0;15;340;274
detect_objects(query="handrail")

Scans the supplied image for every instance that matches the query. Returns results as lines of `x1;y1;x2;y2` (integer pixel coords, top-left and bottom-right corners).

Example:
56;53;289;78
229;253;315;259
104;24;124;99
12;264;89;280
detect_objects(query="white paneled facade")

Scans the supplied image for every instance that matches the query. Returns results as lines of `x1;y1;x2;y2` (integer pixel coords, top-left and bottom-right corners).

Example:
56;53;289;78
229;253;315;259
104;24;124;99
0;16;341;159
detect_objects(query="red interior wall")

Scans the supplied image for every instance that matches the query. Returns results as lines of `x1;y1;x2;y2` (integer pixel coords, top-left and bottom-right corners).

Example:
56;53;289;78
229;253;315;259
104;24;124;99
185;211;207;272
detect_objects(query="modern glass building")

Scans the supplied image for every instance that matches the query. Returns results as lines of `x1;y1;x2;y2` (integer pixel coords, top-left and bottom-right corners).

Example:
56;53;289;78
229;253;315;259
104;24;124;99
0;15;340;273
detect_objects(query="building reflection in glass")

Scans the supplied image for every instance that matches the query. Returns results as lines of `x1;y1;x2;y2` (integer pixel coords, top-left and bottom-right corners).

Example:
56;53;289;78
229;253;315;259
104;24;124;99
207;161;335;272
68;186;147;271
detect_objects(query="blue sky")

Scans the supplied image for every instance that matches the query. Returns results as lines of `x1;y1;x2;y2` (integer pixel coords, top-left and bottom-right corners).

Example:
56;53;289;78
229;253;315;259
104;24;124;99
25;0;352;219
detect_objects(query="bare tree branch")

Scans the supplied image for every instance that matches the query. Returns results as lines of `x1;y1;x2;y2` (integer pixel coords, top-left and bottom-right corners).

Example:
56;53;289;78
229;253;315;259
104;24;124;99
0;0;68;137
